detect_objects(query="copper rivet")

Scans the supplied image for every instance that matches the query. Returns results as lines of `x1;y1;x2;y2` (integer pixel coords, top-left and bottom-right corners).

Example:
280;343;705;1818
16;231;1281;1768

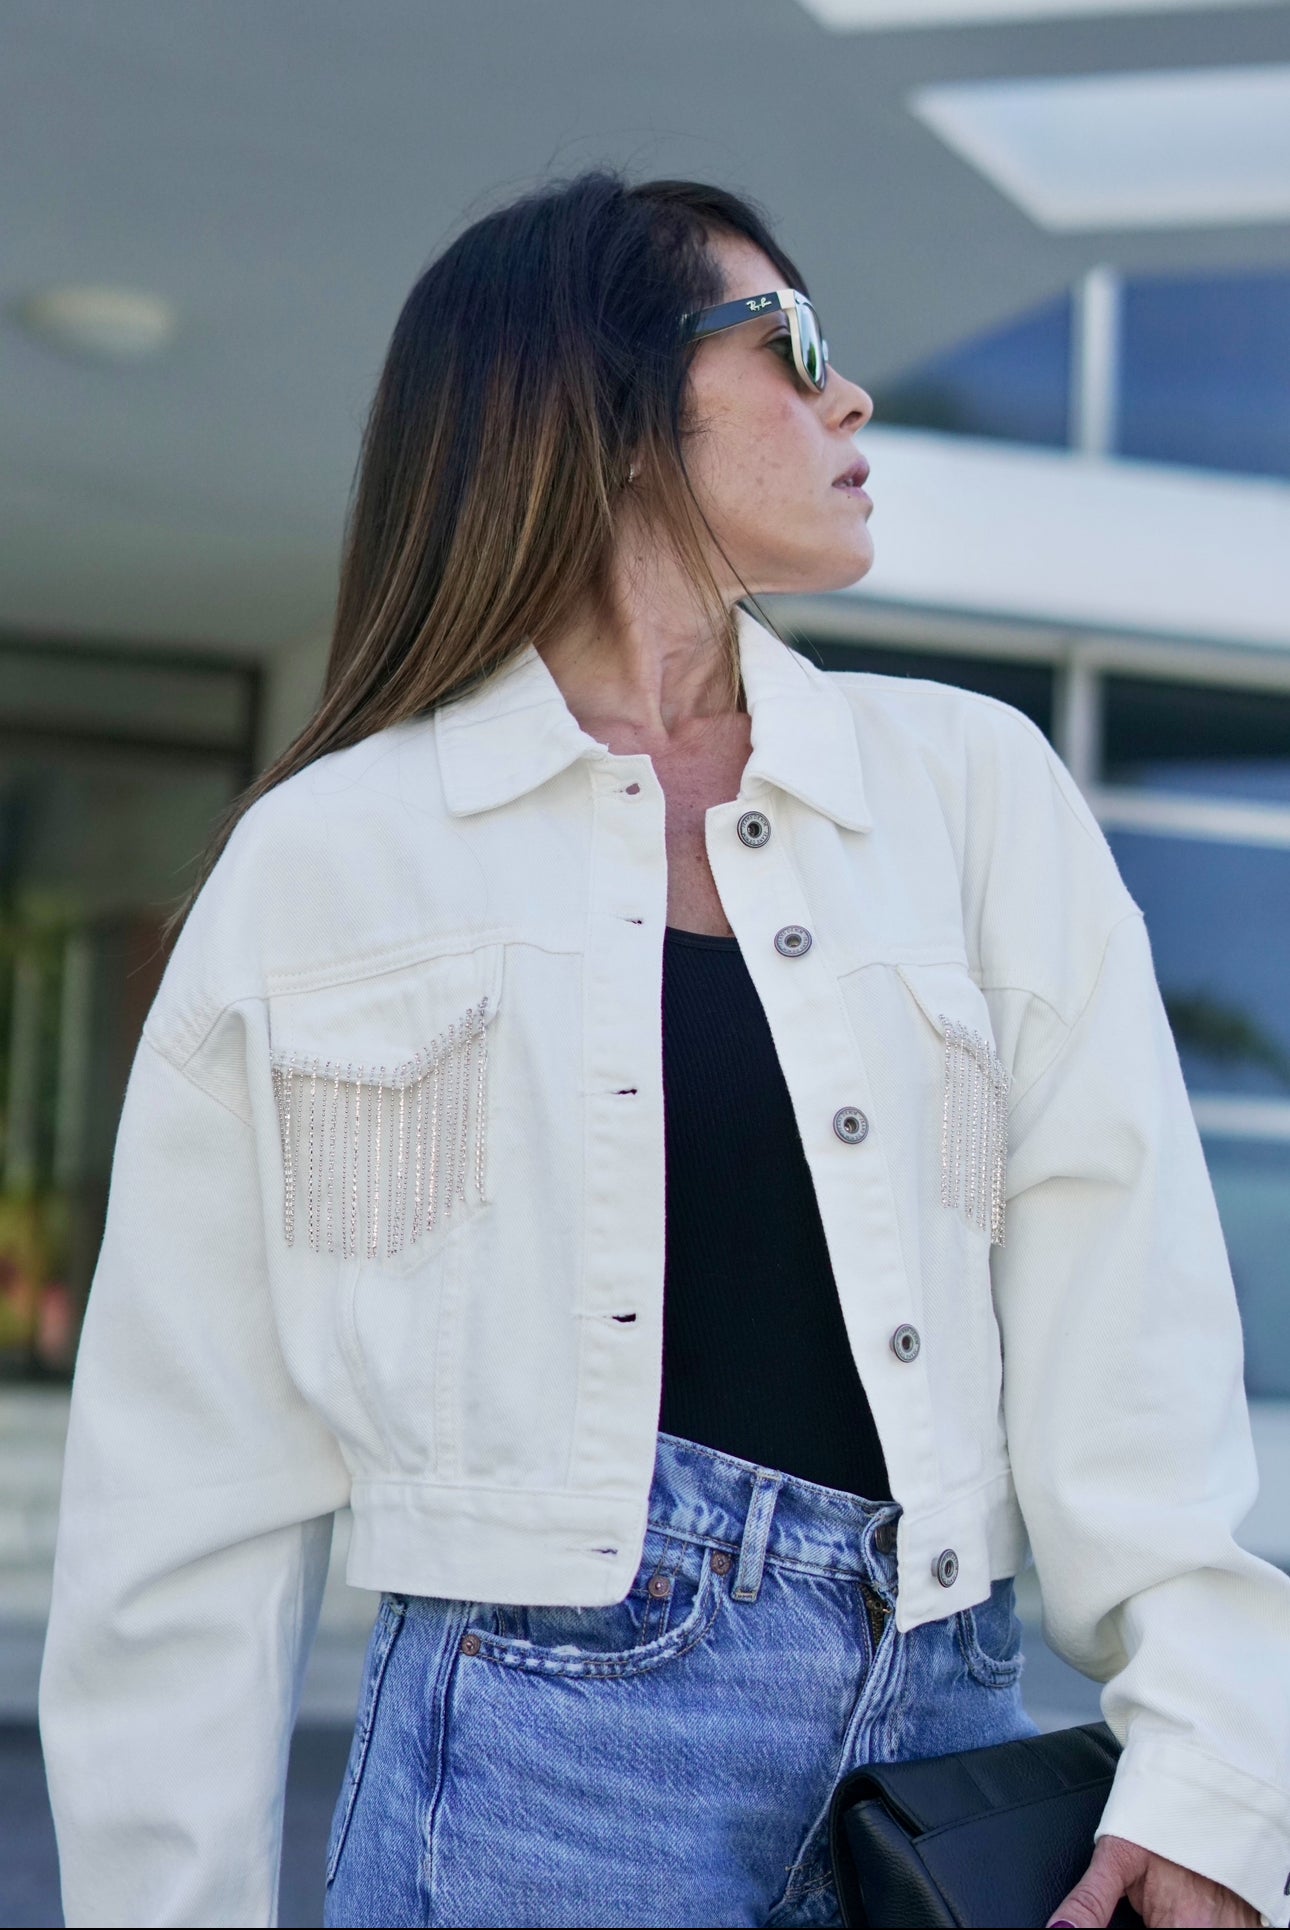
460;1631;482;1656
710;1551;732;1575
647;1574;672;1599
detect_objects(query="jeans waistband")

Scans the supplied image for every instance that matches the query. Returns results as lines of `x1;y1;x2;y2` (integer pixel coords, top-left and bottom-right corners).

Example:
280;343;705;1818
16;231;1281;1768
647;1431;900;1597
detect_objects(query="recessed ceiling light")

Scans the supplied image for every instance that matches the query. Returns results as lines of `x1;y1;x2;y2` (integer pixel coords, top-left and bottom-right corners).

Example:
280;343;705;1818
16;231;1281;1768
797;0;1283;24
11;285;178;362
912;63;1290;229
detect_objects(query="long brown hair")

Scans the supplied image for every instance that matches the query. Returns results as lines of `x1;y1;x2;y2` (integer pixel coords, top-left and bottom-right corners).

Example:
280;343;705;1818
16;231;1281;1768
163;169;806;944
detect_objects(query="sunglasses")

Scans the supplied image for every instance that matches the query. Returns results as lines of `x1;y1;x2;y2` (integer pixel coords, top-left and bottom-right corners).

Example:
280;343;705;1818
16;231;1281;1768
682;287;829;393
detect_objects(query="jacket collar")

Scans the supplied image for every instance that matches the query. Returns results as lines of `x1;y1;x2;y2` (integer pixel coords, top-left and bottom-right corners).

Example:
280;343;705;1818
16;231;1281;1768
434;605;872;832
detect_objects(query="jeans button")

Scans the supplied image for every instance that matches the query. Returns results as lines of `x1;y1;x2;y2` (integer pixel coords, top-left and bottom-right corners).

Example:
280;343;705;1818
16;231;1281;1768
832;1106;869;1144
773;924;812;958
874;1519;898;1556
933;1548;959;1589
737;811;771;848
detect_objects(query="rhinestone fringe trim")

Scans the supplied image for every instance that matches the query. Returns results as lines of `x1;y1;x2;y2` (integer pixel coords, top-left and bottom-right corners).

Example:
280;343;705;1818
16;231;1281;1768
270;997;490;1259
938;1015;1011;1247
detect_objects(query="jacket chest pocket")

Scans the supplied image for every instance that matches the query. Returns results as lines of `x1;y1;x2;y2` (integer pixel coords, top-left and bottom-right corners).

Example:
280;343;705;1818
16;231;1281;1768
266;944;503;1274
896;960;1012;1249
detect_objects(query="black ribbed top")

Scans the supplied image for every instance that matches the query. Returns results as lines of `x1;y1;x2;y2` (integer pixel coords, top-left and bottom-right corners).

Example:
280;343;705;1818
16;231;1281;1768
658;926;892;1502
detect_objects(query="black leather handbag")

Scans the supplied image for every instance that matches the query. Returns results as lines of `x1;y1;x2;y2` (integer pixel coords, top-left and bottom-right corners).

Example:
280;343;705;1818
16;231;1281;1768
827;1719;1146;1928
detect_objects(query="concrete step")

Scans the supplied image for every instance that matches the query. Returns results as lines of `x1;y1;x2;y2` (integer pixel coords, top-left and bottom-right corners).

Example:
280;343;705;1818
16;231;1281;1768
0;1391;69;1625
0;1513;60;1567
0;1388;72;1442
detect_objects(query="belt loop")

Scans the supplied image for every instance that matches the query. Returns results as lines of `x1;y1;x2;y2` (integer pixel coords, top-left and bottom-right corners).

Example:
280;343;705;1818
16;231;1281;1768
732;1471;782;1603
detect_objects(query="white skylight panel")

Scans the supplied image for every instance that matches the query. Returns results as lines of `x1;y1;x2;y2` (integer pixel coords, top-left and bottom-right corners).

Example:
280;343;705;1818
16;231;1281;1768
797;0;1284;25
911;63;1290;230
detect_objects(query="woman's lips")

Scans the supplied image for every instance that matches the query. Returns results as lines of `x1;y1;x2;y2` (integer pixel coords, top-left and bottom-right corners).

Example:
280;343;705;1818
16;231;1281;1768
832;456;871;503
834;480;871;499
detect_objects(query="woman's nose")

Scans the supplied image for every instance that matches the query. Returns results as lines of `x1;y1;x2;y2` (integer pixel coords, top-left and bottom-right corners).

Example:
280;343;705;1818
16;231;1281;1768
825;368;873;433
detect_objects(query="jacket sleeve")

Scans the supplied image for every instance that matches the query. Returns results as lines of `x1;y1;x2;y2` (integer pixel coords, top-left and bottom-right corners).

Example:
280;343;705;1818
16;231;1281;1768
992;904;1290;1924
39;1026;352;1928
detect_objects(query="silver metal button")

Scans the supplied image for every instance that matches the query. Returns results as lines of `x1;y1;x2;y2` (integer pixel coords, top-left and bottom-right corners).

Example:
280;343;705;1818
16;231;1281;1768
774;924;812;958
737;811;771;849
890;1324;920;1362
832;1106;869;1144
933;1548;959;1589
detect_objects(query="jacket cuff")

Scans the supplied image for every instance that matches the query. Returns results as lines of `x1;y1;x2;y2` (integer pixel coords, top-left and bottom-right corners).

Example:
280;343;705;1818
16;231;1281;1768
1095;1734;1290;1926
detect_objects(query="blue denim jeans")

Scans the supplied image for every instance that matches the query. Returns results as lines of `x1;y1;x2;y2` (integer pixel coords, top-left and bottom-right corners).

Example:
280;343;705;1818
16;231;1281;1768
323;1430;1038;1928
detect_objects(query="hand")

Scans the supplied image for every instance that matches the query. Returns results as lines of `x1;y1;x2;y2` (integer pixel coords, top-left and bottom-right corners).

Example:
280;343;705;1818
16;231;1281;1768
1047;1834;1261;1928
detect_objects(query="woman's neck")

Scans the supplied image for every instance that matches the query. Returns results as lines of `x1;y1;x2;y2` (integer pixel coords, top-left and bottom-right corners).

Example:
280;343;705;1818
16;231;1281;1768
537;543;741;749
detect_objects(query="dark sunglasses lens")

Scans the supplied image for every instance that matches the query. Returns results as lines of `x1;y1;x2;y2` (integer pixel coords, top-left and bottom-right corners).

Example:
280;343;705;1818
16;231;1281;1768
800;305;827;388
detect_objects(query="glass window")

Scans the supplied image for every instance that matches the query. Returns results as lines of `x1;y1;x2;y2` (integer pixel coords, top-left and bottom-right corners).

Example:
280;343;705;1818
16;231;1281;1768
1120;269;1290;484
1201;1134;1290;1401
1107;832;1290;1099
870;293;1071;449
794;636;1055;740
1103;676;1290;807
1106;828;1290;1400
0;640;255;752
0;648;255;1383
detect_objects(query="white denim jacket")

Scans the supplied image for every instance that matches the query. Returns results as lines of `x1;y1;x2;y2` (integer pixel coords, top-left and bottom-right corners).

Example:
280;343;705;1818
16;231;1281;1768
40;610;1290;1925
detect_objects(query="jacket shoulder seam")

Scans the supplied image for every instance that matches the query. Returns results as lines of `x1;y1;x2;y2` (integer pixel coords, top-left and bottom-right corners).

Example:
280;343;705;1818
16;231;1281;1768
835;673;1117;869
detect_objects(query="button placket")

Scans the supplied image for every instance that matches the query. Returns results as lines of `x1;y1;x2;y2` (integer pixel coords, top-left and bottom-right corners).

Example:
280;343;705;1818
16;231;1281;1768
703;794;942;1560
568;755;668;1532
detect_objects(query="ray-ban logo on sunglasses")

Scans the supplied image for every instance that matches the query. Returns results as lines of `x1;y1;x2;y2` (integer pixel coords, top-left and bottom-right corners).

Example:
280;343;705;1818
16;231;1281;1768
744;296;774;312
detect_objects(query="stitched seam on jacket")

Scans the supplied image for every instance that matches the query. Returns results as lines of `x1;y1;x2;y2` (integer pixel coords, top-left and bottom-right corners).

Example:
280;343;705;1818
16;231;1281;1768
856;675;1134;878
1112;1734;1290;1813
264;928;512;994
149;935;573;1071
563;763;601;1478
796;811;922;1342
350;1475;643;1501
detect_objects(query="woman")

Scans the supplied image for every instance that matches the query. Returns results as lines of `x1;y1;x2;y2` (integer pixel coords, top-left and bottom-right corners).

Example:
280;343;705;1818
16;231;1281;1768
39;172;1287;1929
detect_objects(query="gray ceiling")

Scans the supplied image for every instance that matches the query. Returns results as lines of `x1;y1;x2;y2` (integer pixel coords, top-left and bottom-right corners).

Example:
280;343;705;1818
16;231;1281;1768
3;0;1289;657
